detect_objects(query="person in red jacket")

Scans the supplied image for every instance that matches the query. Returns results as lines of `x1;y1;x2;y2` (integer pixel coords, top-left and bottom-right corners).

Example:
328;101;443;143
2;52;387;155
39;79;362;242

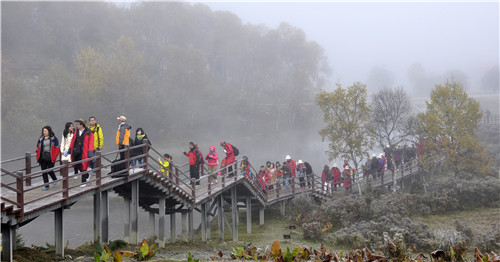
184;142;200;185
258;165;269;192
285;155;297;178
331;163;341;189
220;141;235;177
36;126;61;191
69;119;94;187
343;166;351;191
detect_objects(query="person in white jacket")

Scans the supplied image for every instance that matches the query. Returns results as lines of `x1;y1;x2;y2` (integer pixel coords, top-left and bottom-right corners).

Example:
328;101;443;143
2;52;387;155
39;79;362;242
61;122;74;165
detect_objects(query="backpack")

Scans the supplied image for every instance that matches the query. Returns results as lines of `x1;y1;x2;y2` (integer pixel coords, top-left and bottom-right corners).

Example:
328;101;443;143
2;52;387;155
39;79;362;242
194;149;202;166
232;144;239;156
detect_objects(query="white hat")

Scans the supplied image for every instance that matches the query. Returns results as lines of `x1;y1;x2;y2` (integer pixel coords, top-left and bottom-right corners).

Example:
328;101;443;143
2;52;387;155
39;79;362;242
333;163;337;168
372;154;376;157
379;153;384;158
386;145;390;148
298;159;303;164
345;166;350;170
117;116;127;121
285;155;291;160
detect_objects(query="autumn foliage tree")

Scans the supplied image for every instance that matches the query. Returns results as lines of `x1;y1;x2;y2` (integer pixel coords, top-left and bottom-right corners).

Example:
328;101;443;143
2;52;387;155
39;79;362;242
417;80;492;176
315;82;374;193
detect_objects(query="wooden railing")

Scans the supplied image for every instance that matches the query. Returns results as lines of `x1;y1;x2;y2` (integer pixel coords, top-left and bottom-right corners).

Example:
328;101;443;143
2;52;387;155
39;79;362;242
2;139;425;222
0;139;195;220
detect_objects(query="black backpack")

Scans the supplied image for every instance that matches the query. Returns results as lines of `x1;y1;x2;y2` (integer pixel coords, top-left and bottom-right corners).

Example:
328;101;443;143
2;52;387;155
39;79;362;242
232;145;239;156
194;149;202;166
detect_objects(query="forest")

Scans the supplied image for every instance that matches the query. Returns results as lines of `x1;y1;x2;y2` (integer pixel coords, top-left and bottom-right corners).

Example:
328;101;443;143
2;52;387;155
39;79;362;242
1;2;330;165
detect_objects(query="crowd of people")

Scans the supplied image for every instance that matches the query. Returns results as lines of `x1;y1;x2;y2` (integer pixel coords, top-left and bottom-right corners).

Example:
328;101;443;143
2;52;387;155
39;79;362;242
34;115;420;194
36;115;152;191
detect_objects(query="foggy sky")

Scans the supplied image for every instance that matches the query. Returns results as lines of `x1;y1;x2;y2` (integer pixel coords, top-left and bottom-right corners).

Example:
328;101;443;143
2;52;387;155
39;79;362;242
200;1;499;95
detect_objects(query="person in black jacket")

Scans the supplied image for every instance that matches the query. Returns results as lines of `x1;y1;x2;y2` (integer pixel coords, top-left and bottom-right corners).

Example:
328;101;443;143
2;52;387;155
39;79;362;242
304;161;313;187
129;127;151;167
280;161;291;191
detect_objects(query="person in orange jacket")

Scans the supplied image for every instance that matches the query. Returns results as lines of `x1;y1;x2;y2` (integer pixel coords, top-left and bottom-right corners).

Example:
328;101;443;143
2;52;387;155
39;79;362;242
116;115;131;160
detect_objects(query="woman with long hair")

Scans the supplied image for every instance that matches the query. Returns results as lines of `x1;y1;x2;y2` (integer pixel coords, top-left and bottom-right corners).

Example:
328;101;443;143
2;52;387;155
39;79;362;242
36;126;61;191
61;122;74;164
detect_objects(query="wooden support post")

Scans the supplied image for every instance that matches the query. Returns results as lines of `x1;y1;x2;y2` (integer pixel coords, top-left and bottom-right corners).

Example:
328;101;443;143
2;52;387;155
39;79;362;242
182;211;188;241
246;197;252;234
292;177;295;195
231;187;238;242
206;202;211;240
25;152;32;187
280;201;285;217
259;207;265;225
170;213;176;243
149;212;155;240
101;190;109;243
188;208;194;242
201;203;207;242
130;180;139;244
15;171;24;220
159;198;166;247
93;192;101;243
124;197;130;243
2;223;14;262
54;207;64;257
217;195;224;242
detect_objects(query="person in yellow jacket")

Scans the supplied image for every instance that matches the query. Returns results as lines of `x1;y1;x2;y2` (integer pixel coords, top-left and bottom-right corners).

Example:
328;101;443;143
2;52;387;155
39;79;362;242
116;116;131;160
88;116;103;172
158;154;172;177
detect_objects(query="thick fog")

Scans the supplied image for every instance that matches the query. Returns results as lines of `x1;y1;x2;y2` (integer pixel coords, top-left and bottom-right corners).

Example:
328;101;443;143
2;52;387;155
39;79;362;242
1;1;499;173
205;2;499;96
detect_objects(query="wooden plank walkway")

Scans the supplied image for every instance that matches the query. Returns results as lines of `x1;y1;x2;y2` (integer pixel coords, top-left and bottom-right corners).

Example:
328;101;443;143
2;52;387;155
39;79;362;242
2;146;422;228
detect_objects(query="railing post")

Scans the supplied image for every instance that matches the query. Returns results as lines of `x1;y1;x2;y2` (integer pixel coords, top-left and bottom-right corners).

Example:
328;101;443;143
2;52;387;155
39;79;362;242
292;176;295;195
25;152;31;187
234;162;238;181
175;167;179;185
276;180;280;198
208;175;212;198
96;151;102;188
311;174;315;192
143;139;149;171
61;161;69;201
16;171;24;219
222;168;226;189
125;145;130;171
381;170;384;189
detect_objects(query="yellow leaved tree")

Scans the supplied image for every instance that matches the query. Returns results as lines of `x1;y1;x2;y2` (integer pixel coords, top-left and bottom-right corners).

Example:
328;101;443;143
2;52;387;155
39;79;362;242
417;80;492;176
315;82;374;194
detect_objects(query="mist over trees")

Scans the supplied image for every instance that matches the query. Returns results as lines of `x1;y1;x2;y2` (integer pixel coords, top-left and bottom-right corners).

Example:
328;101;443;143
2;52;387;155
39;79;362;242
1;2;331;164
369;87;417;149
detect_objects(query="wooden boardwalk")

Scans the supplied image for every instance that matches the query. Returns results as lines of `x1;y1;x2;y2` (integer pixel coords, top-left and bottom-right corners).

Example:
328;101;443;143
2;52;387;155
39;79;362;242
1;143;422;261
